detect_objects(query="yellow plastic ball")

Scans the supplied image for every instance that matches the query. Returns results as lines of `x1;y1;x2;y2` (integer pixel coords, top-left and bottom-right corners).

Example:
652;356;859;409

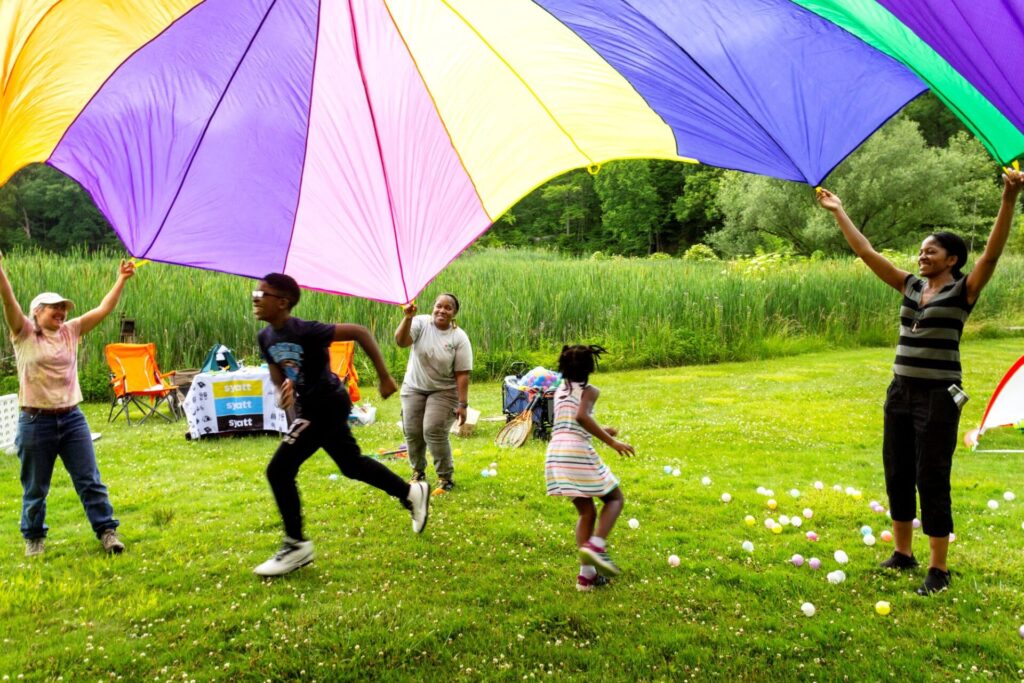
875;600;891;616
744;515;756;526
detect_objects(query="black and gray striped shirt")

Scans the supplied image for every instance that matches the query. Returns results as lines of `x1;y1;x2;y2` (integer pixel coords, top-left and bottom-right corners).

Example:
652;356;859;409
893;274;974;382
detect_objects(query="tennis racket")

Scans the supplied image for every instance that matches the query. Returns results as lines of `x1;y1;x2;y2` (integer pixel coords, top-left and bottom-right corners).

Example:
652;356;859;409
494;393;540;448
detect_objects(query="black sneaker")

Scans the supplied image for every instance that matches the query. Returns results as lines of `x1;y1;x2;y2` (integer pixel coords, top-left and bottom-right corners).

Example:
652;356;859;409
879;551;919;570
916;567;951;595
409;469;426;483
432;478;455;496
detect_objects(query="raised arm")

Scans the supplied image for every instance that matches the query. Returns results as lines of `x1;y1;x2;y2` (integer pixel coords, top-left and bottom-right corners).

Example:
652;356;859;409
817;189;908;292
335;323;397;398
78;259;135;335
965;168;1024;303
0;251;25;336
394;302;416;347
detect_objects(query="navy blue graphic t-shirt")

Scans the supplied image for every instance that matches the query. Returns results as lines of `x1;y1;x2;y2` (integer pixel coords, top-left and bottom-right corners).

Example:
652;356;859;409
258;317;344;410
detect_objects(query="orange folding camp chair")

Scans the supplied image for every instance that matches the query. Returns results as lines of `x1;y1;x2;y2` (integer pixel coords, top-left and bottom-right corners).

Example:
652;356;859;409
328;341;361;403
105;343;181;425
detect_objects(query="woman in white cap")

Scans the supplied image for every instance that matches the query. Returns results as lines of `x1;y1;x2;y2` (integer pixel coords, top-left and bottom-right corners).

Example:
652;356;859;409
0;251;135;556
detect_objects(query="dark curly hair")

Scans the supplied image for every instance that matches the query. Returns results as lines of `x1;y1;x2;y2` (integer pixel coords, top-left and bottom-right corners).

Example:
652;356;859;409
261;273;301;309
557;344;607;386
928;232;968;279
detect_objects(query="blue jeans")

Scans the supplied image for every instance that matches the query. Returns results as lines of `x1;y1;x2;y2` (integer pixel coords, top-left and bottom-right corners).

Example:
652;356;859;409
17;407;118;540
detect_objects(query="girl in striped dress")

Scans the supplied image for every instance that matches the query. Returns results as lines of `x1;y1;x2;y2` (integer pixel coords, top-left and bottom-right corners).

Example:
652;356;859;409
817;167;1023;595
545;345;634;591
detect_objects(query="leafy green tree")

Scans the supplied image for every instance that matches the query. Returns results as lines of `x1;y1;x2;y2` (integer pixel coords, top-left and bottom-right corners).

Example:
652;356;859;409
592;160;662;255
708;116;999;257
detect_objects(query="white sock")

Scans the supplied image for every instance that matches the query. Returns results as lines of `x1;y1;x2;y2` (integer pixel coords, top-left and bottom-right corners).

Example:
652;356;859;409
588;535;606;550
580;565;597;579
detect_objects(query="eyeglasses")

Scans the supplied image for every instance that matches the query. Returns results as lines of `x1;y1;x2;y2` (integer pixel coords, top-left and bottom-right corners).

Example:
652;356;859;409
252;290;289;302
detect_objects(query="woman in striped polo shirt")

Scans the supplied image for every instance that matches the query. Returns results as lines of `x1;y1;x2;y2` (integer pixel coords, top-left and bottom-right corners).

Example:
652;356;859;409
817;167;1023;595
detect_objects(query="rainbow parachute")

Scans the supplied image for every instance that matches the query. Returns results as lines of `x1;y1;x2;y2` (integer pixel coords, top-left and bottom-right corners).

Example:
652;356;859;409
2;1;1022;303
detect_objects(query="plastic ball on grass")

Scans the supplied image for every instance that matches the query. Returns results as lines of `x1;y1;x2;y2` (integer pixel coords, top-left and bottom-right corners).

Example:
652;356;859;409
764;518;776;530
988;499;999;510
771;524;783;535
860;525;873;536
663;465;673;475
814;481;824;490
789;489;800;498
1019;624;1024;639
701;476;712;486
756;486;767;495
628;518;640;529
742;541;754;553
668;554;680;567
779;515;790;526
948;532;956;542
834;550;849;564
827;570;846;584
1004;491;1016;502
744;515;756;526
833;484;843;492
803;508;813;519
880;530;893;543
790;554;805;567
480;469;490;478
767;499;778;510
874;601;891;616
912;518;922;529
808;557;821;570
863;534;876;546
806;531;819;542
488;468;498;477
801;602;816;617
790;517;803;528
721;492;732;503
672;468;681;477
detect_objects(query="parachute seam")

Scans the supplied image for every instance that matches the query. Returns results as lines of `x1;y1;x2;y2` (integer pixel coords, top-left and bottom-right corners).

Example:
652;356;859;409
140;0;280;259
618;0;808;183
348;0;410;303
438;0;596;169
282;0;324;276
381;0;491;221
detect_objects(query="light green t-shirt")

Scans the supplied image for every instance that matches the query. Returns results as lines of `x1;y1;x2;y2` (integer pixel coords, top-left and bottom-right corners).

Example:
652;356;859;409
401;315;472;392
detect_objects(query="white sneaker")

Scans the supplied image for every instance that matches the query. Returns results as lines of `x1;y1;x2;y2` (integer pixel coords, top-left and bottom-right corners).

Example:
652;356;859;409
407;481;430;534
253;536;314;577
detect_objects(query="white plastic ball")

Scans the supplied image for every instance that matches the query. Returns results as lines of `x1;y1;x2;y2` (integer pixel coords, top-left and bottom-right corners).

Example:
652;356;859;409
912;518;922;529
834;550;849;564
827;570;846;584
628;518;640;529
948;532;956;542
790;517;803;528
863;534;876;546
833;484;843;492
701;476;712;486
756;486;767;495
845;486;855;495
779;515;790;526
789;489;800;498
764;518;776;529
328;473;339;481
801;602;816;617
1019;624;1024;639
814;481;824;490
742;540;754;553
721;492;732;503
672;468;681;477
764;489;775;497
488;468;498;477
490;462;497;468
790;553;804;567
988;499;999;510
668;554;680;567
1004;491;1016;502
803;508;813;519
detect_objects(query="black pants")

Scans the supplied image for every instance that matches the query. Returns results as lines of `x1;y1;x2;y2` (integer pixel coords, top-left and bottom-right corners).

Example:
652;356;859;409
882;375;961;537
266;399;409;540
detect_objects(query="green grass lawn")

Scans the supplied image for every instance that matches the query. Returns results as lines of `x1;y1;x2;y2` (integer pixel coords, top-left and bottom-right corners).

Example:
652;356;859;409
2;340;1023;681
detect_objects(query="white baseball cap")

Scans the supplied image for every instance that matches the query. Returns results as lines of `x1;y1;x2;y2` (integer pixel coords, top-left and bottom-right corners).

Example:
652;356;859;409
30;292;75;313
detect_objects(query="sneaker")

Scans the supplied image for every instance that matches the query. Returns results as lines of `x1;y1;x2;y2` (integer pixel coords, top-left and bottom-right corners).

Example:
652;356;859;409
576;573;610;592
578;542;621;577
916;567;951;595
253;537;314;577
410;469;426;483
25;538;44;557
100;529;125;554
432;478;455;496
407;481;430;534
879;550;918;570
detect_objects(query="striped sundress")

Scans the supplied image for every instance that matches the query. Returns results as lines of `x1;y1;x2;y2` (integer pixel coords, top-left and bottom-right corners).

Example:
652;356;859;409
544;383;619;498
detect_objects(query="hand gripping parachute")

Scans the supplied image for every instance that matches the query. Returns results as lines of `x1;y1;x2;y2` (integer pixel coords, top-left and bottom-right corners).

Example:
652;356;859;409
2;1;1023;303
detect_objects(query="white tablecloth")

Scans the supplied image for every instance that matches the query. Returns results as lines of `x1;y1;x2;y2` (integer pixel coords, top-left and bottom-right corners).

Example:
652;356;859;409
182;367;288;439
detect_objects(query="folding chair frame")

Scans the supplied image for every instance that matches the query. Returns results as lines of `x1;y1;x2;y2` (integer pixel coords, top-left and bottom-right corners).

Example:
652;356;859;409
106;343;182;425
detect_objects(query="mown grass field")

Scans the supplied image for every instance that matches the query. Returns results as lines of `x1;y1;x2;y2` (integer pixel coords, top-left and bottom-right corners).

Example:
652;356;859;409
2;249;1024;399
1;339;1023;681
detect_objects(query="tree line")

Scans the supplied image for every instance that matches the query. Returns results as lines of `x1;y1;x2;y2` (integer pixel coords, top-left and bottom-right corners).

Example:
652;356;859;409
1;94;1017;258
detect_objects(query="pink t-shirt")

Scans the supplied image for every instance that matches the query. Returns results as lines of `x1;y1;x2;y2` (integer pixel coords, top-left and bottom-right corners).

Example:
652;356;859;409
11;314;84;409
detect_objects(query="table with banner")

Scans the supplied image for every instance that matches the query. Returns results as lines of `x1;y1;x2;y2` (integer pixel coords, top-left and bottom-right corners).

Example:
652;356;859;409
182;366;289;439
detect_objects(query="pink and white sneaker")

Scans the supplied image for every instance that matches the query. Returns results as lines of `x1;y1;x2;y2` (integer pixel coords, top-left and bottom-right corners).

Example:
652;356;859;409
576;574;610;592
579;542;621;576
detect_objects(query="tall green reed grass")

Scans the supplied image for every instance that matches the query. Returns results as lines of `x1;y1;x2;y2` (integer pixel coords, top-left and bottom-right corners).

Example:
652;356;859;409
3;248;1023;399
